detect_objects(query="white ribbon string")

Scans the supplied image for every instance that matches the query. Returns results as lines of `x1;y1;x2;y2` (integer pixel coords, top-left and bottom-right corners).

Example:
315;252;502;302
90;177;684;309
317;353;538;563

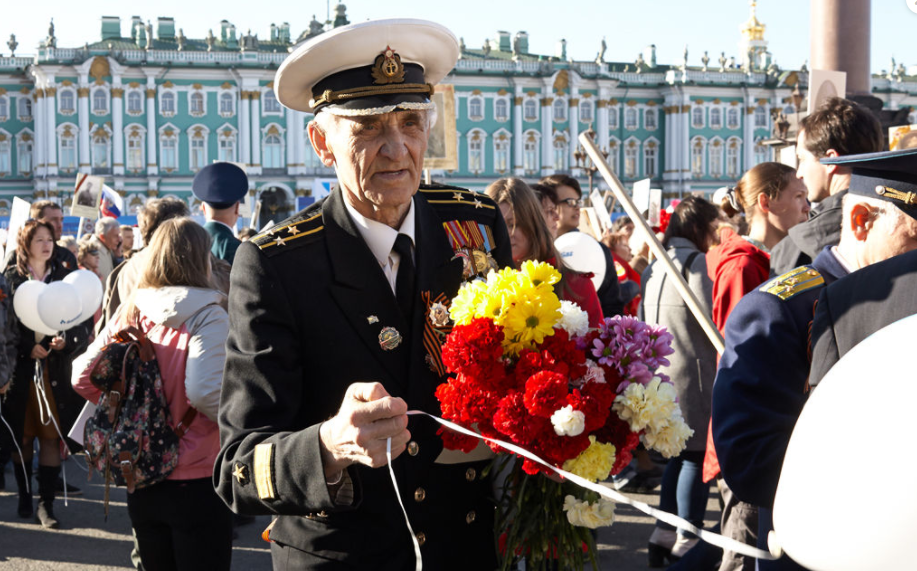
386;437;423;571
390;410;775;562
0;387;30;495
33;360;70;506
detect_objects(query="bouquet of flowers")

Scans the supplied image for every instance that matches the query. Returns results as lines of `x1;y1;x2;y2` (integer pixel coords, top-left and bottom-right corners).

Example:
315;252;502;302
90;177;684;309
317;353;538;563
434;261;692;570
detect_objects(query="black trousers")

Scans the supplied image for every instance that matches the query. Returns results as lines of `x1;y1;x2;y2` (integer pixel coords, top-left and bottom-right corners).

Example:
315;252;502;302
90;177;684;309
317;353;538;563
126;477;233;571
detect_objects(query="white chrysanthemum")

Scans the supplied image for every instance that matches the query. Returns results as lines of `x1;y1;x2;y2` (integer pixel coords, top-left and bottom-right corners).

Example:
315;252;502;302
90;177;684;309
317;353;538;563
557;300;590;338
643;413;694;458
613;378;679;432
563;495;616;529
551;405;586;437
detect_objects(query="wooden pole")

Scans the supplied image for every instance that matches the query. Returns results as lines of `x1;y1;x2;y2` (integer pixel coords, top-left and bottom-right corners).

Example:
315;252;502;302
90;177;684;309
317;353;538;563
579;133;725;354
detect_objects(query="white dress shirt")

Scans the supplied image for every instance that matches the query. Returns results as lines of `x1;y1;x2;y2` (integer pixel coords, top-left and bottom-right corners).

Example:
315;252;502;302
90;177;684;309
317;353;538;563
343;197;415;294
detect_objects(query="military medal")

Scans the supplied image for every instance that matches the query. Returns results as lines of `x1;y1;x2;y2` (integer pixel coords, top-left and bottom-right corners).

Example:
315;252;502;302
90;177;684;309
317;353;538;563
367;315;379;324
378;326;402;350
428;302;450;328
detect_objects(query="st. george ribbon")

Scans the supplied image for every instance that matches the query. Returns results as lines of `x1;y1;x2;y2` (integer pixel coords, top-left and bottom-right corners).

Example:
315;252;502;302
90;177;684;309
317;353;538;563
386;411;776;571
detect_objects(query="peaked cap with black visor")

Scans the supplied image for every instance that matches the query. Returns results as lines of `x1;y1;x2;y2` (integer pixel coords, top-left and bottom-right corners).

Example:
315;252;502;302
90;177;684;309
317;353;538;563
820;147;917;221
274;18;459;116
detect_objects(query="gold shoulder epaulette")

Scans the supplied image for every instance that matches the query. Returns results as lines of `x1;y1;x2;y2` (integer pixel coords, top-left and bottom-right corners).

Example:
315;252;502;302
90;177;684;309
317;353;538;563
420;187;495;210
760;266;824;300
252;212;324;252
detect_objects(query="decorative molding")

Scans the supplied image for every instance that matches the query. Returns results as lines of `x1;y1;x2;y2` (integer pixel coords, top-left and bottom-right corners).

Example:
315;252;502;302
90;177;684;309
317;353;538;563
625;100;638;107
192;83;203;90
111;88;124;98
162;81;175;88
569;98;579;107
497;89;508;96
89;56;111;83
471;89;482;95
712;98;722;104
596;100;607;108
540;97;553;107
513;96;523;105
681;105;691;113
61;80;73;87
145;89;156;98
128;81;140;88
646;100;658;107
251;91;261;100
34;89;44;99
77;87;89;97
608;98;619;106
746;106;756;115
221;82;233;89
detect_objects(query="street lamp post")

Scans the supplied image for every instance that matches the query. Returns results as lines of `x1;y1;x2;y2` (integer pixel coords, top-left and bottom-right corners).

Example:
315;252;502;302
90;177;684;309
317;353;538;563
573;128;609;195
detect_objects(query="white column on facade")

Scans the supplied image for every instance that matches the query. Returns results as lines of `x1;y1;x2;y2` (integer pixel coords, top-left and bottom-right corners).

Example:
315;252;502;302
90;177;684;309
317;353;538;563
44;85;57;176
512;86;524;176
145;85;157;175
541;89;554;176
112;81;124;175
662;101;674;185
596;88;610;152
681;98;691;194
78;85;91;173
743;95;756;170
249;92;262;175
239;92;251;168
32;90;45;178
285;106;295;173
568;86;580;174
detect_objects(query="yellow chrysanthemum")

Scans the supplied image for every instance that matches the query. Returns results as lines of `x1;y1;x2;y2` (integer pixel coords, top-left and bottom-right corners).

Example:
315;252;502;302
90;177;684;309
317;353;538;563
520;260;562;290
562;436;616;483
477;291;508;324
450;280;488;325
502;296;561;348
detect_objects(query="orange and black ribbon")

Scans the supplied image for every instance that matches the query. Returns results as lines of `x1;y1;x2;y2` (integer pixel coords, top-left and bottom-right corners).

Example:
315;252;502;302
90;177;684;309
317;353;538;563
421;291;451;377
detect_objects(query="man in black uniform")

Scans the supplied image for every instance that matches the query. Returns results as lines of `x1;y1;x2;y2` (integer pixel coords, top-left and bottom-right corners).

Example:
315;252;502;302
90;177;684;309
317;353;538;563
192;162;247;265
214;19;513;570
809;148;917;386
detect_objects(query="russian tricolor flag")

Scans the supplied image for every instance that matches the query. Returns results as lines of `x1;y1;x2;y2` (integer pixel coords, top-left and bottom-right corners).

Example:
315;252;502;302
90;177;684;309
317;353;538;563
100;185;123;219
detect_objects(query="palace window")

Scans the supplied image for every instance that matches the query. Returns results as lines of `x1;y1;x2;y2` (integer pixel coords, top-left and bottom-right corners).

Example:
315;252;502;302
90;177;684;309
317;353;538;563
17;137;32;175
523;99;538;122
726;139;741;178
218;129;237;163
91;127;111;169
553;136;568;170
160;92;176;117
691;138;706;177
754;106;768;128
553;98;566;122
0;139;9;174
263;90;281;114
126;134;143;172
709;139;724;178
625;107;637;130
468;130;484;173
710;107;723;129
159;127;178;172
608;107;618;130
692;106;704;129
190;92;205;116
190;137;205;170
727;107;740;129
608;140;620;174
754;140;768;165
643;140;658;178
523;131;539;175
494;98;509;122
579;99;594;123
644;108;657;130
263;130;284;168
220;92;234;116
17;97;31;121
494;134;510;173
127;91;143;114
58;126;77;172
59;90;75;114
0;97;8;121
92;88;108;114
468;96;484;121
624;141;638;178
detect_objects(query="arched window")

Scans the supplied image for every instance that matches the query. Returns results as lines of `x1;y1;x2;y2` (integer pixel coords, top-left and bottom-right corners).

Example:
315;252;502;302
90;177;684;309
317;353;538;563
625;107;637;130
692;106;705;128
18;98;32;120
190;92;205;115
691;138;706;177
468;130;484;173
91;127;111;169
553;98;566;122
523;131;539;174
710;107;723;129
220;92;234;115
553;135;567;170
159;127;178;171
263;130;284;168
644;108;657;130
17;137;31;175
494;98;509;122
494;133;510;173
709;139;724;177
190;136;206;170
624;140;638;178
726;139;741;178
579;99;594;123
59;90;75;114
468;96;484;121
263;91;281;114
754;106;768;128
161;92;176;116
127;91;143;114
92;89;108;114
643;140;658;178
727;107;740;129
754;140;768;166
608;139;620;174
219;129;237;163
126;127;144;172
608;107;618;130
523;99;538;122
58;125;77;171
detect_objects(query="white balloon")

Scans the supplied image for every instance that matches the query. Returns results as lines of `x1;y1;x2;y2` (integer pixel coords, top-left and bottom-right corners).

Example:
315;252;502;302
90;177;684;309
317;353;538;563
772;313;917;570
554;232;606;290
63;269;103;322
12;280;57;337
37;282;83;332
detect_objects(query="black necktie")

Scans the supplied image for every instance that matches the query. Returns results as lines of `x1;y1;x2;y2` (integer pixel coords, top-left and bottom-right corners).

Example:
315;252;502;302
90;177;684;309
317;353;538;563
392;233;415;324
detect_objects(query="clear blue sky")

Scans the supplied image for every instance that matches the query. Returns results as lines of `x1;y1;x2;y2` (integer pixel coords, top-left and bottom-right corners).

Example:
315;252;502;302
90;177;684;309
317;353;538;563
4;0;912;75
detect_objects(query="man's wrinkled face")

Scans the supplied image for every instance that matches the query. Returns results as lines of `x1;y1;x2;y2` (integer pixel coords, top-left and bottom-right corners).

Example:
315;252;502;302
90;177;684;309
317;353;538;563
315;110;429;216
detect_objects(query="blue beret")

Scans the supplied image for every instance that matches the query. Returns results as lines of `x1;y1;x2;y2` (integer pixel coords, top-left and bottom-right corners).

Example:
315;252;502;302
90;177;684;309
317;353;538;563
191;163;248;209
821;147;917;220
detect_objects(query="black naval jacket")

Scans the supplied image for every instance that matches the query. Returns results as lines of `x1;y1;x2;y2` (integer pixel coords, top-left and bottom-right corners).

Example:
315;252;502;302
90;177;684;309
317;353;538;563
810;248;917;386
215;184;513;569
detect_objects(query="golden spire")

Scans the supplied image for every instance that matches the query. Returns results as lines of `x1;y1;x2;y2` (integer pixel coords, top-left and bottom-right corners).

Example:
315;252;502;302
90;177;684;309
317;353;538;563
741;1;766;42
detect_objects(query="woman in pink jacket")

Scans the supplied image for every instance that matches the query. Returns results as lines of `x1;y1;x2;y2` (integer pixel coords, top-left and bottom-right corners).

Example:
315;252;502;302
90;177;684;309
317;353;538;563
73;218;233;570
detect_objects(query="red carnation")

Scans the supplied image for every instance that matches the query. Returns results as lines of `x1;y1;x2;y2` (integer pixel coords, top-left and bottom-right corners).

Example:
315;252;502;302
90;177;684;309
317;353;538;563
437;426;480;453
441;318;505;383
523;371;569;418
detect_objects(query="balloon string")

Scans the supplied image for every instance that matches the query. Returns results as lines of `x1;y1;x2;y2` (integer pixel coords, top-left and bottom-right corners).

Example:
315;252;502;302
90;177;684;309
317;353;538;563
403;410;776;561
386;437;423;571
0;387;30;495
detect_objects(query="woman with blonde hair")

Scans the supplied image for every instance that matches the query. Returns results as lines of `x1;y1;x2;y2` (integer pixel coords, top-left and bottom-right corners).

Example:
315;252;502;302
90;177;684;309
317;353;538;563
73;218;233;570
485;178;603;327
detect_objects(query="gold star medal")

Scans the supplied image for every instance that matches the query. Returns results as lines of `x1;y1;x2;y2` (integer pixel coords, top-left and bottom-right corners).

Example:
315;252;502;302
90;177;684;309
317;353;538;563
233;463;249;485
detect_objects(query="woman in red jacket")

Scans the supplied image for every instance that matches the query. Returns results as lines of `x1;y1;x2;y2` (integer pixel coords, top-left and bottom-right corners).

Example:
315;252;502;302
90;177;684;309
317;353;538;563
486;178;604;328
702;162;810;570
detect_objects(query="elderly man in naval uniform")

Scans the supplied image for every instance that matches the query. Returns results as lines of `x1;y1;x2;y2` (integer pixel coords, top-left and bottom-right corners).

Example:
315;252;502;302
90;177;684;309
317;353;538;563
214;19;513;570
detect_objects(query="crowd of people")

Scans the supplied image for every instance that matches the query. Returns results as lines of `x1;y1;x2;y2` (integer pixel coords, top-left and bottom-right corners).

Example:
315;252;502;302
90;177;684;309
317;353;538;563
0;15;914;571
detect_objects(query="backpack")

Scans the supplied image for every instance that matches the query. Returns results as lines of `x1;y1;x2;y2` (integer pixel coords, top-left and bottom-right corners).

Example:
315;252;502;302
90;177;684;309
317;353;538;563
83;325;197;516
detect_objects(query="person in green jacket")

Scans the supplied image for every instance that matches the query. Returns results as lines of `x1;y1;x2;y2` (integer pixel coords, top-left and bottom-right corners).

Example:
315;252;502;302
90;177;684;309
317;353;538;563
192;162;248;264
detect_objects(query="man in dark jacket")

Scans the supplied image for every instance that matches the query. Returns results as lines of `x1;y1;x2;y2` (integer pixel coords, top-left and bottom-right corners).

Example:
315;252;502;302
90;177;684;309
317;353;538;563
192;162;247;265
2;201;78;273
769;97;883;276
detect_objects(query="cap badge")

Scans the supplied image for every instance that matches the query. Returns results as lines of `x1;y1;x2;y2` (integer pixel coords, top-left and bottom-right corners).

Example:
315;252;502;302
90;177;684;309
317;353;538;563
372;46;406;85
378;326;403;351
